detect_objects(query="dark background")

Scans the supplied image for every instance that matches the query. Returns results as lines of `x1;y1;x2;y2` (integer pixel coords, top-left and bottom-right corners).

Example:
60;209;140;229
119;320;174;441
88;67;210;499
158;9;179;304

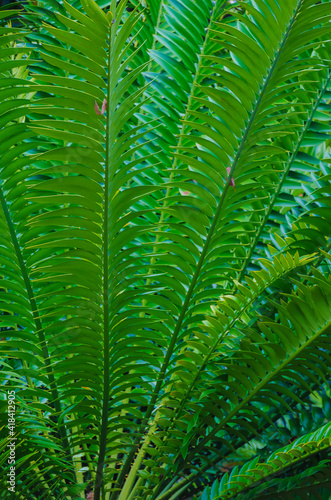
0;0;24;7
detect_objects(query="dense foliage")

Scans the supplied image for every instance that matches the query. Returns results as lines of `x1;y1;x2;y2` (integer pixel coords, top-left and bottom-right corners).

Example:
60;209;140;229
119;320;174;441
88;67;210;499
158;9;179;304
1;0;331;499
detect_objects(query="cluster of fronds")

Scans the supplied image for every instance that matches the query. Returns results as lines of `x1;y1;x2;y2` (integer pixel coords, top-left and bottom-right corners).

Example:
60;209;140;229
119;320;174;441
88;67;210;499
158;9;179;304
0;1;331;499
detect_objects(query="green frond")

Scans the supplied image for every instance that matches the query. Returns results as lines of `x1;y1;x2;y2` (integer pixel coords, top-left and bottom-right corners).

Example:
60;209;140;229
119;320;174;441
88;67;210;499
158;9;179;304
201;421;331;499
148;269;331;499
1;1;331;499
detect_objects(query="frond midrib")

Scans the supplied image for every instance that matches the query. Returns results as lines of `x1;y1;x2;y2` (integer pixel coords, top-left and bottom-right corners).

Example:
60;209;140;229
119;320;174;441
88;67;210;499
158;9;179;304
237;70;331;282
94;17;112;500
0;184;71;457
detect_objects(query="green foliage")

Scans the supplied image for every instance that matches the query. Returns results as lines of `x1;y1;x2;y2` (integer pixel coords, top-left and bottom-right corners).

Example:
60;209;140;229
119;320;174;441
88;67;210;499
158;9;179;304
202;422;331;499
0;1;331;499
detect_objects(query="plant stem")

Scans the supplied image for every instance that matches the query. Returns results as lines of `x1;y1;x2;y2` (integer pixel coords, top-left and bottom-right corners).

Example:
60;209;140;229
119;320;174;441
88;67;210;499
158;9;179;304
118;423;157;500
94;12;113;500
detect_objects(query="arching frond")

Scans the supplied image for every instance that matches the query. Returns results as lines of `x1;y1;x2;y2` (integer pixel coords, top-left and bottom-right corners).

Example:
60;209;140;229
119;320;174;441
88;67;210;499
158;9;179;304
1;2;331;500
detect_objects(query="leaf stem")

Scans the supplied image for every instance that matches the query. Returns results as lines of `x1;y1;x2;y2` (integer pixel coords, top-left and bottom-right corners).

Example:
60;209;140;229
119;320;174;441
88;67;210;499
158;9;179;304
0;187;72;463
238;71;331;282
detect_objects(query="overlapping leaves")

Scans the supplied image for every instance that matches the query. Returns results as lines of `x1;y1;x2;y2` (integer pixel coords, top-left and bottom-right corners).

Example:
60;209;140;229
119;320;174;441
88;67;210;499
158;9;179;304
1;1;331;500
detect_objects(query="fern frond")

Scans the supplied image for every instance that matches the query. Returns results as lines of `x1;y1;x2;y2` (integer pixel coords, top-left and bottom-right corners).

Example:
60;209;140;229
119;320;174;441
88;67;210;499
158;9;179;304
201;421;331;499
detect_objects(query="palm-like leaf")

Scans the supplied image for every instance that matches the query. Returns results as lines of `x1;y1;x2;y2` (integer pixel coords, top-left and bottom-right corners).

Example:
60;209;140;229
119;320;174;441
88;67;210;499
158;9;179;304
1;1;331;500
202;421;331;499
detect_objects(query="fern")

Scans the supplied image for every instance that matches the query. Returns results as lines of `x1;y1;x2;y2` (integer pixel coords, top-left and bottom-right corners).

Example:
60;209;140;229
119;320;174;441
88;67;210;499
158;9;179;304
1;1;331;500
